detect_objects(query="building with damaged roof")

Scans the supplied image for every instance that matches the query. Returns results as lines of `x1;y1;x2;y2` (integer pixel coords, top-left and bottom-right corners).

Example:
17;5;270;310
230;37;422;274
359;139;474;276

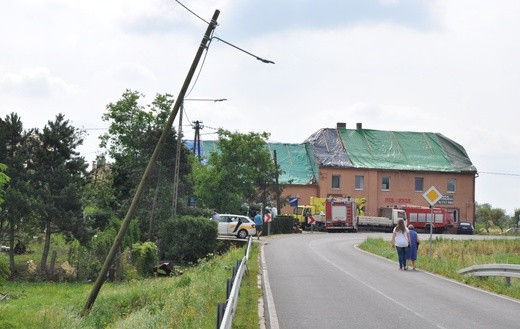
193;122;477;224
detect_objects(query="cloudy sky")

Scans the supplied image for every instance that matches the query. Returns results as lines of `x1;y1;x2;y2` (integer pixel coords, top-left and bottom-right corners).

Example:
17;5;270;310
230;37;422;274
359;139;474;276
1;0;519;216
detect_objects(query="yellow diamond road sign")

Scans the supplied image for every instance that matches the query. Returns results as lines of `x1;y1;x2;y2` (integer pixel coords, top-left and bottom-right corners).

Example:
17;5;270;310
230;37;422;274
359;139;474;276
423;186;442;206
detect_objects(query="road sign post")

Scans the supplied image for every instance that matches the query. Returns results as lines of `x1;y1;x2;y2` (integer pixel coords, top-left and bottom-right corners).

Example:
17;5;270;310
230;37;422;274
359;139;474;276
423;186;443;258
264;212;272;235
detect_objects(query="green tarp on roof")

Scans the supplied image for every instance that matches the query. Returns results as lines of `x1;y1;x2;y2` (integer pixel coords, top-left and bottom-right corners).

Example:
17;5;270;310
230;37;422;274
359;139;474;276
196;140;316;185
191;127;476;186
336;128;476;173
267;143;317;185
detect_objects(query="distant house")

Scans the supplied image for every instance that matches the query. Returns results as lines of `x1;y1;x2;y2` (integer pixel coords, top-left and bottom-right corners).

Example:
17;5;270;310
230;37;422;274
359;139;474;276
192;122;477;224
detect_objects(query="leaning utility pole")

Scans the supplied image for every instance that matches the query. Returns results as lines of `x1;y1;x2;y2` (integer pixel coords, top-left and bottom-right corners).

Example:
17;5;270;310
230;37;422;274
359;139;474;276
82;9;220;316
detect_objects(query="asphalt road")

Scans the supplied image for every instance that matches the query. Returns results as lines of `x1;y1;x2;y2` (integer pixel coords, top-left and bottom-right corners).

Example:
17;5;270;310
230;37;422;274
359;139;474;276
261;232;520;329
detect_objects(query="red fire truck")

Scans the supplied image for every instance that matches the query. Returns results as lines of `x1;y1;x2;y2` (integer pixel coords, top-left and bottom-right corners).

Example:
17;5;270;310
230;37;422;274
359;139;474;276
398;205;454;233
325;199;358;232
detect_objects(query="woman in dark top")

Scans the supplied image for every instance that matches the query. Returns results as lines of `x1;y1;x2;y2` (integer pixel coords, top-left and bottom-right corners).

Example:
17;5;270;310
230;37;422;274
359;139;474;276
406;224;419;270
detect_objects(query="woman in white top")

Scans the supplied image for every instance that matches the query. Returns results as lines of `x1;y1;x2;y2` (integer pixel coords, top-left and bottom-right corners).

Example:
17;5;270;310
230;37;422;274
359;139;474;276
391;219;411;271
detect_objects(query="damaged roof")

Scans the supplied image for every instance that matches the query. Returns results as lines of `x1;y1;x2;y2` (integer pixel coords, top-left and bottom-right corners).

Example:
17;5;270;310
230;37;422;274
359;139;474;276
190;126;477;185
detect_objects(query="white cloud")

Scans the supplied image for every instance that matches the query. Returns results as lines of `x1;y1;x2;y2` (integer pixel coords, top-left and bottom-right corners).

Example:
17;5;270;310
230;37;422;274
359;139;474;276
1;0;520;214
0;67;79;98
109;63;157;84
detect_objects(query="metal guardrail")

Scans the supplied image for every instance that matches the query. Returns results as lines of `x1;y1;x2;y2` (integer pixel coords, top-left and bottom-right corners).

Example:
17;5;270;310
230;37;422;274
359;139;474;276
458;264;520;286
217;236;253;329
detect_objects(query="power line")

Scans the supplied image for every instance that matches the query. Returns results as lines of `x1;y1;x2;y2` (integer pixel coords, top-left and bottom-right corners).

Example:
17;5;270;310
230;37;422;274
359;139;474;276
173;1;274;65
173;1;218;98
201;125;219;131
185;45;211;98
479;171;520;177
185;98;227;102
212;36;275;64
173;0;211;25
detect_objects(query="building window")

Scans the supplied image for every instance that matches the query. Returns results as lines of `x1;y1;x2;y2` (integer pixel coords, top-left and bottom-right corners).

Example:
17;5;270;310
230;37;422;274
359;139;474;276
381;176;390;190
447;178;456;193
332;175;340;189
355;175;364;190
415;177;424;192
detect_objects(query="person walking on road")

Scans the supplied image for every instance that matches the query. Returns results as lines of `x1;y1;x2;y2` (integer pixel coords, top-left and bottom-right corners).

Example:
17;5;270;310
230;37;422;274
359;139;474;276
391;219;411;271
254;210;263;239
406;224;419;270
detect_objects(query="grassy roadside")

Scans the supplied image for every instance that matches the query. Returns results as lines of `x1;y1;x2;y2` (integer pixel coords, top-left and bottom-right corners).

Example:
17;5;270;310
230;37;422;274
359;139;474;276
0;243;261;329
358;237;520;300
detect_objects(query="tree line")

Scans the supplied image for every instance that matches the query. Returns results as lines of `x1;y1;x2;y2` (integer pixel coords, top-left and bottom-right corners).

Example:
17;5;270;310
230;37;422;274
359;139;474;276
0;89;281;280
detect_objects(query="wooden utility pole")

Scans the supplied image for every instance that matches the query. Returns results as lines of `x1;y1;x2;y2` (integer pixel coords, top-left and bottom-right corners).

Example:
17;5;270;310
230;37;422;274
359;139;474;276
171;104;184;217
82;9;221;316
273;150;281;214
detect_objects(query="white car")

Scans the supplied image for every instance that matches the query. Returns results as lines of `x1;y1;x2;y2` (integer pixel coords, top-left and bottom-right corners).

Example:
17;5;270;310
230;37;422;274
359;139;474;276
215;214;256;239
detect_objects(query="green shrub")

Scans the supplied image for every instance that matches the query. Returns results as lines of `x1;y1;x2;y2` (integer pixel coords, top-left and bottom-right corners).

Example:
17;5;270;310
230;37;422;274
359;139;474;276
68;239;101;281
84;205;114;230
159;216;218;263
120;249;139;281
106;217;141;251
131;241;159;277
269;215;295;234
91;227;118;263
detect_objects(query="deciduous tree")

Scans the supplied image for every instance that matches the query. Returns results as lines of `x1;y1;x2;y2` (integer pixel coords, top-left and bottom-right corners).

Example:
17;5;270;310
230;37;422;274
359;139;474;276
476;203;507;233
193;129;280;213
99;90;193;240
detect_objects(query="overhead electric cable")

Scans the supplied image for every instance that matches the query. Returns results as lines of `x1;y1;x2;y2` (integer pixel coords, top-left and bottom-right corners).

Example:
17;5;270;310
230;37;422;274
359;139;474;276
174;0;211;25
182;106;192;126
212;36;275;64
478;171;520;177
185;28;219;98
185;98;227;102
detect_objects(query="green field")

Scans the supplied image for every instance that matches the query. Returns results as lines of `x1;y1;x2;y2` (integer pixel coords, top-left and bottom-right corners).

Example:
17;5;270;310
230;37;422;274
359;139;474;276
0;244;260;329
359;237;520;300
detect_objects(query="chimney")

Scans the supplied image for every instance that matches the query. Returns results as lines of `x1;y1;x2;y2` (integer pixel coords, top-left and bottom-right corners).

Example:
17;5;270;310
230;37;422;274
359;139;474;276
356;122;362;130
336;122;346;129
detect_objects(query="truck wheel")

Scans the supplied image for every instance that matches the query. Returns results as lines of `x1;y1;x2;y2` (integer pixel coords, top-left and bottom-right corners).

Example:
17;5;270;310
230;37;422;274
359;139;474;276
424;224;431;234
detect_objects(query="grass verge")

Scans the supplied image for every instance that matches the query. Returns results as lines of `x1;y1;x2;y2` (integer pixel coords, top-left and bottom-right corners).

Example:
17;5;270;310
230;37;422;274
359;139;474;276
0;243;261;329
358;237;520;300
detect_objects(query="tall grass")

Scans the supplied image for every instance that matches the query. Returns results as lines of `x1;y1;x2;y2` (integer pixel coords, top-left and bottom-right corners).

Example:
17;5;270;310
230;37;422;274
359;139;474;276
359;237;520;300
0;244;261;329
